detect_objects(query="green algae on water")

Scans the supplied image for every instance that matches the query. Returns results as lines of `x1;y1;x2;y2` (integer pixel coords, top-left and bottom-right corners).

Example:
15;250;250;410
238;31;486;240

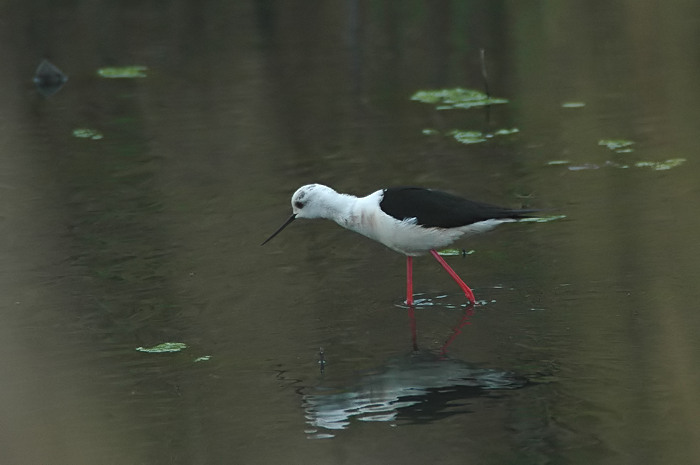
97;66;148;78
634;158;686;170
493;128;519;136
437;249;475;256
72;128;103;140
448;128;518;145
136;342;188;353
411;88;508;110
598;139;634;153
450;130;486;144
546;160;571;166
548;158;685;171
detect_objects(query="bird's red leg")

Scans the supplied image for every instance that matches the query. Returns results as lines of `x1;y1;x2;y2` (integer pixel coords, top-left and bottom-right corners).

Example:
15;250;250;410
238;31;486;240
429;249;476;304
406;256;414;306
407;306;418;351
440;304;475;356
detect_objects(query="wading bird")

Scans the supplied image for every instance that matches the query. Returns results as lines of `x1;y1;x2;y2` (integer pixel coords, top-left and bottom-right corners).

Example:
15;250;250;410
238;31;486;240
262;184;536;305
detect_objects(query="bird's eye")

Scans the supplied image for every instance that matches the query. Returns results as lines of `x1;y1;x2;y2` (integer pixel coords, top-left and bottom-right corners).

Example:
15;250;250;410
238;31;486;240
294;201;304;209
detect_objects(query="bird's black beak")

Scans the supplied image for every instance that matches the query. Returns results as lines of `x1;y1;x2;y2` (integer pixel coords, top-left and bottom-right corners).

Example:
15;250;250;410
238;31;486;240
261;214;297;246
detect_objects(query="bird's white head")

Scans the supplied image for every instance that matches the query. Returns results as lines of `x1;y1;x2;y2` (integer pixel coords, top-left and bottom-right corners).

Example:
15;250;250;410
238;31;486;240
261;184;347;246
291;184;340;219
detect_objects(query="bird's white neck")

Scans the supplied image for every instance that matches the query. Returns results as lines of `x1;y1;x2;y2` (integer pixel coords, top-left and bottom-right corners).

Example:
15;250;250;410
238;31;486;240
333;191;384;238
323;192;359;226
293;184;384;240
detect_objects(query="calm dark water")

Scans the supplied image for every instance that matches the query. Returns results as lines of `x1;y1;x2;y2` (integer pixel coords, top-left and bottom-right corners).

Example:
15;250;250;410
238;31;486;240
2;1;700;464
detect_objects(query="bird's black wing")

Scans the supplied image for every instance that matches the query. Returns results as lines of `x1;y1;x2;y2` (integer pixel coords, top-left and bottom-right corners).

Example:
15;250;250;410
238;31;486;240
380;187;536;228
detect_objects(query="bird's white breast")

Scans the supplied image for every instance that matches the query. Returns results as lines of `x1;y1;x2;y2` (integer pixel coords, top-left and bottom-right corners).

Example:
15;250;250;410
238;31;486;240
335;190;516;256
332;191;445;256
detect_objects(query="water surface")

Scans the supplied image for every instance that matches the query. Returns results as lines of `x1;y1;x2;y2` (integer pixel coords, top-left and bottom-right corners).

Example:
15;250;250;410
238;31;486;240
2;1;700;464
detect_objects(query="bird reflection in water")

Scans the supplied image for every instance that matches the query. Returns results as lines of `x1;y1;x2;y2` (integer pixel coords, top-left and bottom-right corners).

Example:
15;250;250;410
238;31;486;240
302;304;527;439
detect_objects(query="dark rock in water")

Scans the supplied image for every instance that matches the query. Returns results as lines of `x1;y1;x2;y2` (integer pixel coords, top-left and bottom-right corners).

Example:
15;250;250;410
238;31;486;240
33;59;68;97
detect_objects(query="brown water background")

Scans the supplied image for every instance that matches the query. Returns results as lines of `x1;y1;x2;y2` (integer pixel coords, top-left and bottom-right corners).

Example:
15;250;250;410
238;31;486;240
2;2;700;464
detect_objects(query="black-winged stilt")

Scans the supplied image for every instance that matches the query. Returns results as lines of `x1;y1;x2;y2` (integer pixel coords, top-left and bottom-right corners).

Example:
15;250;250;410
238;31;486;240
262;184;536;305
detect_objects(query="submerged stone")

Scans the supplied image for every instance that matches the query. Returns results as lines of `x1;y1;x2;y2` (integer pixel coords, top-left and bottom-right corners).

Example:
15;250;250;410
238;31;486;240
33;59;68;97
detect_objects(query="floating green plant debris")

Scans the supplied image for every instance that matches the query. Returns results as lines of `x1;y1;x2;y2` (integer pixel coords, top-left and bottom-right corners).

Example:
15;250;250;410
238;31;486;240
447;128;518;145
568;164;600;171
193;355;212;363
569;161;632;170
438;249;460;256
451;130;486;144
634;158;686;170
599;139;634;153
553;158;685;171
519;215;567;223
438;249;475;256
411;88;508;110
562;102;585;108
493;128;519;136
97;66;148;78
72;128;103;140
136;342;188;353
605;161;630;169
